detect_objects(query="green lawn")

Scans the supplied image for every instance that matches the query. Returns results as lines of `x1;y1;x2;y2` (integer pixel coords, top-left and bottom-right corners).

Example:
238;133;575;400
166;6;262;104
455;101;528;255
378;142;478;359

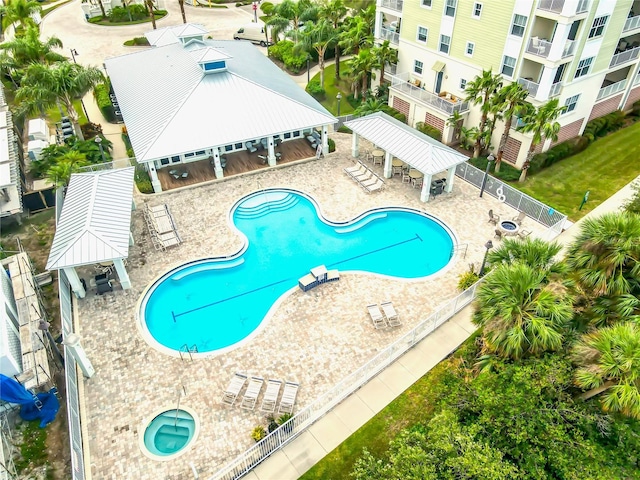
515;121;640;221
309;64;355;116
47;100;87;125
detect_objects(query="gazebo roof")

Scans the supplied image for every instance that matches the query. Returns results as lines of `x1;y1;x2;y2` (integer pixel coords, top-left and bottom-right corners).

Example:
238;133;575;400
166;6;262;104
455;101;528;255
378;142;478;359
46;168;135;270
345;112;469;175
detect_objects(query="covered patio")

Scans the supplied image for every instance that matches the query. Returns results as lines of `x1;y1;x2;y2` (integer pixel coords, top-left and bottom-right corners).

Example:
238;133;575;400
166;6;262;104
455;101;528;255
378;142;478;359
345;112;469;202
45;168;136;298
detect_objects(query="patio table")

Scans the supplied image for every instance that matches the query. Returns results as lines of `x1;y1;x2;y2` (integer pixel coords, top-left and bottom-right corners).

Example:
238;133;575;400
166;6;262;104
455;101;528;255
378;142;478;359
409;169;423;179
372;149;384;165
391;158;403;167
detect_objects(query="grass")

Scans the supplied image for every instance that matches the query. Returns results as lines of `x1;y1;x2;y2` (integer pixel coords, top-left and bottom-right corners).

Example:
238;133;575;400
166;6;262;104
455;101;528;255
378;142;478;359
514;120;640;221
309;64;355;116
47;100;87;125
42;0;73;17
14;421;49;473
300;334;480;480
88;11;167;26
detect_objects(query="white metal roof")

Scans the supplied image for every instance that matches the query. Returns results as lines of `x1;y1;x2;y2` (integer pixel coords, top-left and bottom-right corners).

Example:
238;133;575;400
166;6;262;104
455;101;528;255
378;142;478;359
105;39;336;163
345;112;469;175
145;23;208;47
46;168;135;270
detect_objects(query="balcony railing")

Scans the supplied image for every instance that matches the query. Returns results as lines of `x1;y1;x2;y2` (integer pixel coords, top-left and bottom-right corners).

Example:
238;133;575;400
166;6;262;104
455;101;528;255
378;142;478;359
610;46;640;68
597;79;627;101
562;39;576;57
635;73;640;85
389;73;469;115
379;27;400;44
388;63;397;75
526;37;552;58
537;0;564;13
518;77;540;97
380;0;403;12
549;82;562;97
624;15;640;32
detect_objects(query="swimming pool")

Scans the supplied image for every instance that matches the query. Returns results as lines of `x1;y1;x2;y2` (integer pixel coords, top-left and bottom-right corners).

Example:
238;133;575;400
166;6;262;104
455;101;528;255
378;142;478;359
140;189;455;354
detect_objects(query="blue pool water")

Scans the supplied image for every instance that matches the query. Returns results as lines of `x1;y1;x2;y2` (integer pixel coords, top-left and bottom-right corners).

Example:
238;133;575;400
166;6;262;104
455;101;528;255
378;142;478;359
141;190;455;353
143;409;195;456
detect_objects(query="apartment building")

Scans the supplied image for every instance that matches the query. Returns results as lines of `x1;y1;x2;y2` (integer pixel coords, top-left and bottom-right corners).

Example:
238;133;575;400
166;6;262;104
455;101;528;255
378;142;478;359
375;0;640;167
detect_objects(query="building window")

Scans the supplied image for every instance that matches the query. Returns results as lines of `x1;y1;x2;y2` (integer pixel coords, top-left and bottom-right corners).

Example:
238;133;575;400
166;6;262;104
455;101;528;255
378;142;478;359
510;14;527;37
417;26;428;43
564;94;579;113
465;41;474;56
195;150;206;155
589;15;608;38
293;131;301;137
574;57;593;78
234;143;243;150
284;132;291;139
460;78;467;90
414;59;424;75
501;55;516;77
444;0;457;17
184;152;195;158
224;145;233;152
421;0;432;7
160;158;169;165
439;35;451;54
473;2;482;17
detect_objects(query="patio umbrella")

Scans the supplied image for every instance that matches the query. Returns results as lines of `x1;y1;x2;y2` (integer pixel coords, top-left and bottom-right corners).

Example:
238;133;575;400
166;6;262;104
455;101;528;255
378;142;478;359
0;374;60;427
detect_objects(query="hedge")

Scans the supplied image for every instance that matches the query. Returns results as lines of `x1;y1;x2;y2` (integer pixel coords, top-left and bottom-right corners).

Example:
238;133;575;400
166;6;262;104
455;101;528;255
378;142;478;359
468;156;521;182
305;80;325;100
93;82;115;123
268;40;307;73
415;121;442;142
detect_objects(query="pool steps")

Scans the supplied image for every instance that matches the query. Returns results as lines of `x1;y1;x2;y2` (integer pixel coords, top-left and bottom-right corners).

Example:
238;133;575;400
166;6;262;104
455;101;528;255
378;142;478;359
171;258;245;281
144;410;196;455
235;193;299;219
334;213;388;234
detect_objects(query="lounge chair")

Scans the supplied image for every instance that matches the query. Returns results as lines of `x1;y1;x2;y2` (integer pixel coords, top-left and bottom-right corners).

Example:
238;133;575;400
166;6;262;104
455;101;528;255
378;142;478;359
359;175;379;190
488;209;500;225
345;162;366;176
367;304;387;329
512;211;526;225
222;373;248;406
381;302;401;327
278;381;300;414
365;179;385;193
240;376;264;410
260;379;283;413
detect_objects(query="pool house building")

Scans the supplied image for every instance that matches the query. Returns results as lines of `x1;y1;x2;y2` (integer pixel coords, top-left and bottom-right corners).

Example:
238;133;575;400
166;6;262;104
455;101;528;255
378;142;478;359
104;26;337;193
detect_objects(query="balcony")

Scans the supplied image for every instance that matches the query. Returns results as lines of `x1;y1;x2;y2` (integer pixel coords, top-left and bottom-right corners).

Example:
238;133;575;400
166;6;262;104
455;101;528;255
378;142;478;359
389;73;470;115
624;15;640;33
526;37;552;58
380;0;403;12
518;77;540;97
549;82;562;97
597;79;627;101
537;0;564;13
610;46;640;68
379;27;399;45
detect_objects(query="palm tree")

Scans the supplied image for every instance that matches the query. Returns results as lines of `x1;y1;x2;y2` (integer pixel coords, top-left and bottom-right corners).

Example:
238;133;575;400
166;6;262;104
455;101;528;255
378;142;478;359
353;97;386;116
178;0;187;24
46;151;89;189
517;98;564;182
293;19;339;88
487;237;567;278
145;0;156;29
464;70;503;158
16;62;104;140
338;15;373;56
271;0;316;34
372;40;397;85
348;48;379;100
0;0;41;33
0;25;65;70
321;0;347;80
473;262;573;360
493;82;529;172
572;322;640;419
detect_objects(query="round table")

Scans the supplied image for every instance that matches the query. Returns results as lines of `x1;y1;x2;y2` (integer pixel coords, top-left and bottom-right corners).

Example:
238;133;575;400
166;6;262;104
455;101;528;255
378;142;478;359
391;158;404;167
409;169;423;179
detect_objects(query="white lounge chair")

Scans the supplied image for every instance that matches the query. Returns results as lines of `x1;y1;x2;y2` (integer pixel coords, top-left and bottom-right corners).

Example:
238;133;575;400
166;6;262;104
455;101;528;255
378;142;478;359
278;381;300;414
260;379;283;413
381;302;401;327
365;179;385;193
367;304;387;329
240;376;264;410
345;162;366;176
222;373;247;406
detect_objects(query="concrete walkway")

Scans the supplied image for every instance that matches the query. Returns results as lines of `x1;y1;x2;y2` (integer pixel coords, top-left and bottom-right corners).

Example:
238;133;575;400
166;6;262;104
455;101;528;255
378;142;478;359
243;175;640;480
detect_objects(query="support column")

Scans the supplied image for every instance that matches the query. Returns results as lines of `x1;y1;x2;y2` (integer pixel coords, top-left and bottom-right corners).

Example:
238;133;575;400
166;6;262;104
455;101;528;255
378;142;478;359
351;132;359;158
445;168;455;193
129;231;135;246
383;152;392;178
113;258;131;290
63;267;86;299
268;137;276;166
213;149;224;179
322;125;329;155
148;164;162;193
420;173;433;202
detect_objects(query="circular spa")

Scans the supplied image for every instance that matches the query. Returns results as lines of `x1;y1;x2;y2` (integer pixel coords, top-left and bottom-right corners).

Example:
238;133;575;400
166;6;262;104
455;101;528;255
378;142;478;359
139;189;456;354
141;408;198;460
500;220;519;235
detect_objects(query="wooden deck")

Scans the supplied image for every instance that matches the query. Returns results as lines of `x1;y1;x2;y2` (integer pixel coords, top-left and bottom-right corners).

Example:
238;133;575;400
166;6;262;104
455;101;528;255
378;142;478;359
157;138;317;191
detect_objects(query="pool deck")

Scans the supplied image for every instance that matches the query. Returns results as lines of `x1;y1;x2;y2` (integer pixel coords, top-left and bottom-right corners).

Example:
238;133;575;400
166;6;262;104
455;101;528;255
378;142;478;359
76;133;547;479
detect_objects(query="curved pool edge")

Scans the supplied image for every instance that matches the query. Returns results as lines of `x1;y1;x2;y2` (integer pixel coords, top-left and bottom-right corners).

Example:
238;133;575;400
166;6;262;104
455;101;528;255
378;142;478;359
138;405;200;462
136;187;460;359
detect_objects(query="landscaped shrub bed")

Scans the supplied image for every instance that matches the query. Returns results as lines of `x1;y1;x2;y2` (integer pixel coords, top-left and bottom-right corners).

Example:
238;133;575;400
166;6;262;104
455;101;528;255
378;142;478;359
469;156;521;182
305;79;325;100
415;121;442;142
267;41;307;73
93;82;115;123
124;36;151;46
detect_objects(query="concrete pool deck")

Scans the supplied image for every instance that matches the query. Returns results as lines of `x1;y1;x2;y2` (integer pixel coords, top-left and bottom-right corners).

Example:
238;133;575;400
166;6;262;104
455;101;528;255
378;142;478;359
75;133;548;479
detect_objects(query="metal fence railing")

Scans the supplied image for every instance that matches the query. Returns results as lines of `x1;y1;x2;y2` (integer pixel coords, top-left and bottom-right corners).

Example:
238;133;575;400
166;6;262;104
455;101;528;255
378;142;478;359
77;157;136;173
455;162;567;232
209;280;483;480
334;114;357;131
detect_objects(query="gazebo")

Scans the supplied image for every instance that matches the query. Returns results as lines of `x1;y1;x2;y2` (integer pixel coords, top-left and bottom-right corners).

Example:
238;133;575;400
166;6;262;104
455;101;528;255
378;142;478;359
46;168;136;298
345;112;469;202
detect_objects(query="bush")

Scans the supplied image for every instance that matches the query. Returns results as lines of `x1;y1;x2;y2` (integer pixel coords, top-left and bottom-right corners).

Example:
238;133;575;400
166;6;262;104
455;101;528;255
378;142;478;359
328;138;335;153
93;82;115;123
457;269;479;291
305;79;325;100
468;156;521;182
529;135;590;173
260;1;274;15
583;110;625;140
415;122;442;142
134;165;153;194
80;122;103;140
623;181;640;215
337;125;352;134
251;425;266;442
268;40;307;71
124;36;150;46
108;5;148;22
